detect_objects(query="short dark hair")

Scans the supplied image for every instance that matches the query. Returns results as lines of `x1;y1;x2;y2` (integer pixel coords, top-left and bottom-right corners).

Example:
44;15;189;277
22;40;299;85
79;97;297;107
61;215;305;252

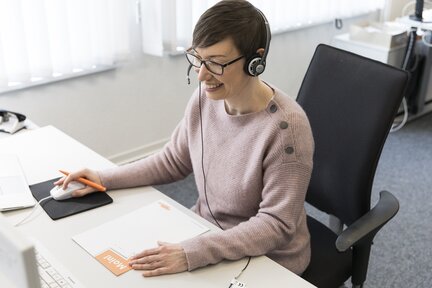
192;0;269;60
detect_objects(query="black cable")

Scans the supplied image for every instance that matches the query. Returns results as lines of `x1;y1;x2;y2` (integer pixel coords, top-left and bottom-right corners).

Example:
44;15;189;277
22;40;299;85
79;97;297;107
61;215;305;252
197;81;252;284
198;81;223;230
402;28;418;70
238;256;251;274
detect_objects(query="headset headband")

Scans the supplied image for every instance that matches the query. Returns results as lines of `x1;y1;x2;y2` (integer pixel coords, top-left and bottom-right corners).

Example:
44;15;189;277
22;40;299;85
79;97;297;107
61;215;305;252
255;8;271;67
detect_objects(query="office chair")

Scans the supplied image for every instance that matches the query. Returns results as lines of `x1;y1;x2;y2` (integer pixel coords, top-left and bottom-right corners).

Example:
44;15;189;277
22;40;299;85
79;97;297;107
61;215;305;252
297;44;408;288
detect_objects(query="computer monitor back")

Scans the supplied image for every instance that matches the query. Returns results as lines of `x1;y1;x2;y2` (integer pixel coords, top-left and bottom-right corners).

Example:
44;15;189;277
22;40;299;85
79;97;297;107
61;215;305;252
0;213;40;288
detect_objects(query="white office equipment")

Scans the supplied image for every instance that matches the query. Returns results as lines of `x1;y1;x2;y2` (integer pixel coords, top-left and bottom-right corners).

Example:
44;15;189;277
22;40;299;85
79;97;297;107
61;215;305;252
0;212;39;288
0;154;35;211
34;240;85;288
0;213;84;288
332;33;406;67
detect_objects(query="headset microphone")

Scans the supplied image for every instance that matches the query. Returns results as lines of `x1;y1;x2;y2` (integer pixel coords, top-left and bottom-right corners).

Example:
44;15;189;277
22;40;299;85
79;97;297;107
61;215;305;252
186;64;193;85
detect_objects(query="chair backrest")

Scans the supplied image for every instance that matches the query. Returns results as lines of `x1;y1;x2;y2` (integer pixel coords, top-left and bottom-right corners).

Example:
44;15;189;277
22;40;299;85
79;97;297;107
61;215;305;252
297;44;408;226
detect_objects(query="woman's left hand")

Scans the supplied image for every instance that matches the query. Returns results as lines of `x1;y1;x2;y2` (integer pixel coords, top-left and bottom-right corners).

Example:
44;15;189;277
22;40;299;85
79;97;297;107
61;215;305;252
128;241;188;277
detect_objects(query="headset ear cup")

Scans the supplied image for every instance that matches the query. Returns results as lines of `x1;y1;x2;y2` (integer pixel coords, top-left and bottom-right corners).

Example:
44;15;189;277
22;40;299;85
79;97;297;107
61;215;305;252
245;54;262;76
255;62;265;75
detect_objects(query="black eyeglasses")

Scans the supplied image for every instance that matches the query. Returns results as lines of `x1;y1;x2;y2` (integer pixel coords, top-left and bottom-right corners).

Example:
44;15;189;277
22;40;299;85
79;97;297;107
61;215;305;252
185;49;244;76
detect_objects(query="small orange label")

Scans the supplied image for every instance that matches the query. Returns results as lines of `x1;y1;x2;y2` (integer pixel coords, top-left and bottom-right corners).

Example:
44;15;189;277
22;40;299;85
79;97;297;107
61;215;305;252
159;202;171;210
95;249;132;276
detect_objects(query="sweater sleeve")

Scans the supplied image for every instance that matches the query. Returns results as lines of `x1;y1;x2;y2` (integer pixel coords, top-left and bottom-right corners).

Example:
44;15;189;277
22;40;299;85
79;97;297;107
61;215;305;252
99;117;193;190
180;161;312;271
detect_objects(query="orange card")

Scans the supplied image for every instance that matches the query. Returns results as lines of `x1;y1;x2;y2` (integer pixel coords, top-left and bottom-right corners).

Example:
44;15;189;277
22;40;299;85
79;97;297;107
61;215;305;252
95;249;132;276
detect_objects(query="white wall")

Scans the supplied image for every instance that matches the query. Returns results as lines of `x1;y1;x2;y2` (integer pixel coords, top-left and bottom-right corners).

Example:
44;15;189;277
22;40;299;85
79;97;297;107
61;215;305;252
382;0;412;21
0;13;378;164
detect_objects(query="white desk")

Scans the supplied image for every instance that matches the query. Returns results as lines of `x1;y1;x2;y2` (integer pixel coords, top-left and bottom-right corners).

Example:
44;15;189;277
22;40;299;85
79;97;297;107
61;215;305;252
0;126;316;288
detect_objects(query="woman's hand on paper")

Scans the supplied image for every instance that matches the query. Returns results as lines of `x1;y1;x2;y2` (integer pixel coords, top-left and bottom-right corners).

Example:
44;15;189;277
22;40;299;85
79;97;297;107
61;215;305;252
128;241;188;277
54;168;101;197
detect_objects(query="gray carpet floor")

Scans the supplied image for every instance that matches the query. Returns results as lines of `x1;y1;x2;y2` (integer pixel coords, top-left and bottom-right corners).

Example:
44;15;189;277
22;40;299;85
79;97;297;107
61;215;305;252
367;112;432;288
154;112;432;287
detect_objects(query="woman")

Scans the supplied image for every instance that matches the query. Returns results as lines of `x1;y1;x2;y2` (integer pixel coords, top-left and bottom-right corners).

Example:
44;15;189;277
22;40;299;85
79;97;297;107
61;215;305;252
58;0;314;277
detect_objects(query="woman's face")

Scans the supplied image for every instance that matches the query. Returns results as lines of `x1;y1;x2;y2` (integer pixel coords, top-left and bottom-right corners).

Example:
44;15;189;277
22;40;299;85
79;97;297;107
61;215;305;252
194;38;251;101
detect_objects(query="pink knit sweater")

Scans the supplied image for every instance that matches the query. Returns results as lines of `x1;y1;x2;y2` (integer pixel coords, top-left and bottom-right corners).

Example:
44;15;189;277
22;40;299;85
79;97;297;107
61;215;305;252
99;84;314;275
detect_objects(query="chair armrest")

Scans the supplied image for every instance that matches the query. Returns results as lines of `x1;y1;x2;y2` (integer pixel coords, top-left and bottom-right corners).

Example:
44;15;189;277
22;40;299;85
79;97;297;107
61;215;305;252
335;190;399;252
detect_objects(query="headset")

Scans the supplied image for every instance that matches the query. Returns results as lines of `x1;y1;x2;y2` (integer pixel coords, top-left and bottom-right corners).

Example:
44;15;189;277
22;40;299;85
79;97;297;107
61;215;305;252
186;7;271;82
244;8;271;77
0;110;26;122
0;110;27;134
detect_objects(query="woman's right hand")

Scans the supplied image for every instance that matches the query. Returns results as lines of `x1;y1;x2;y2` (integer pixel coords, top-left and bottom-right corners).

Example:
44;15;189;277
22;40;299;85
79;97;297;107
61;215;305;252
53;168;102;198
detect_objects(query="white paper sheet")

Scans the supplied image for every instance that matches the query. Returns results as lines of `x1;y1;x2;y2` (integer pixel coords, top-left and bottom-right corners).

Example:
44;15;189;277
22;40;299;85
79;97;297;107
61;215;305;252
0;154;35;211
73;199;209;259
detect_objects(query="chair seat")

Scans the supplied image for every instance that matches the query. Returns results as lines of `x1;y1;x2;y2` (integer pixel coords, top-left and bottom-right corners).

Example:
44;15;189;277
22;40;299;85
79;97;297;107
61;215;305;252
302;216;353;288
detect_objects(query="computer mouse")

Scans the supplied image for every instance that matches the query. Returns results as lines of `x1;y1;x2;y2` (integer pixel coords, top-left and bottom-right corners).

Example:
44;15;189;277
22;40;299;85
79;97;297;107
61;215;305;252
50;181;86;200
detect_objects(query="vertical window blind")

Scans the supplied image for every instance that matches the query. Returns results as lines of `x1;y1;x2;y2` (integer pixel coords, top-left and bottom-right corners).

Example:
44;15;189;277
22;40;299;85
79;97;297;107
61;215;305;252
141;0;385;56
0;0;131;91
0;0;385;91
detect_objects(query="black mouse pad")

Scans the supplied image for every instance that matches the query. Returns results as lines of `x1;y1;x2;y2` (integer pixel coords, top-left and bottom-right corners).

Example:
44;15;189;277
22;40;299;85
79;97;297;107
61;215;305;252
30;177;113;220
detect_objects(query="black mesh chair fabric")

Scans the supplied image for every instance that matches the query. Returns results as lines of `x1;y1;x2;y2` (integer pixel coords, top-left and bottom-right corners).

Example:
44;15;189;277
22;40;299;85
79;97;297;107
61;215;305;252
297;44;408;288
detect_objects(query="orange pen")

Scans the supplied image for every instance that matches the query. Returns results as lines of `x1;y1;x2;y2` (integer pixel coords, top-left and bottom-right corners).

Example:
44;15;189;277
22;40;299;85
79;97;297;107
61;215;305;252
59;170;107;192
